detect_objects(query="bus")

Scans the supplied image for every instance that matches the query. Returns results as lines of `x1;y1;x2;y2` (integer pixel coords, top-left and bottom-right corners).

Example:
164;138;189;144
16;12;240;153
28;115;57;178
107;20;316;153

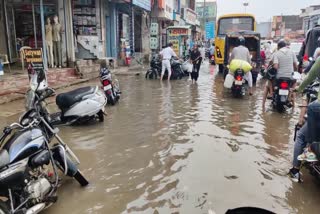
215;14;256;72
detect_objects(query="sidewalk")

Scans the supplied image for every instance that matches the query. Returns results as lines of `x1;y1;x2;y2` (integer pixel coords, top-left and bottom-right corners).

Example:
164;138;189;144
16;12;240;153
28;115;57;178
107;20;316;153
0;64;144;105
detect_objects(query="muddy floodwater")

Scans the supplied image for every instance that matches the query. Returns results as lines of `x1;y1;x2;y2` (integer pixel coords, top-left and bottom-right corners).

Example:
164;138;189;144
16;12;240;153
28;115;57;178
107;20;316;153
1;64;320;214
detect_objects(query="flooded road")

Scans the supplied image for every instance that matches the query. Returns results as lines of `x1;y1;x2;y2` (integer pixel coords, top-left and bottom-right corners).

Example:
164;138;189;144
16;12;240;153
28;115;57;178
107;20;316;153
1;63;320;213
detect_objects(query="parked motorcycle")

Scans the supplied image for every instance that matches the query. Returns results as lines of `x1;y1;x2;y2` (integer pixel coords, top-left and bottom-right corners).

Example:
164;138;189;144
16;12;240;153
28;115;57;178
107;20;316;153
145;56;184;80
145;55;161;80
0;75;88;213
162;58;184;80
231;69;247;97
26;68;107;126
99;67;121;105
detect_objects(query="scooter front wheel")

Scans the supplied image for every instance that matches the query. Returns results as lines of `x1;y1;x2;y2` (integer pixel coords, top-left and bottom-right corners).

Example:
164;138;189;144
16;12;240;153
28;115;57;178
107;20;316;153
97;110;104;122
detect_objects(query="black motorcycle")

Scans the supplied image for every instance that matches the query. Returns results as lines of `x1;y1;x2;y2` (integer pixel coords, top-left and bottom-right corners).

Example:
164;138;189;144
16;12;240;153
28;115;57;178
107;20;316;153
165;58;184;80
272;78;293;112
231;69;247;97
146;56;184;80
99;68;121;105
145;55;161;80
0;82;88;213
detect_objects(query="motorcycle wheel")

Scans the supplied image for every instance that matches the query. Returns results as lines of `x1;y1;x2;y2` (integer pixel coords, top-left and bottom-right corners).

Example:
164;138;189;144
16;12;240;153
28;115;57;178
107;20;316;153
97;110;104;122
219;64;224;73
74;170;89;187
107;95;116;105
0;201;9;214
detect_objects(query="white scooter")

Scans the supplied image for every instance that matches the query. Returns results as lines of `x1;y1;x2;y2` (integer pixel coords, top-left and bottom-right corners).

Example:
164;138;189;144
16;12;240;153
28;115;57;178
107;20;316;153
26;68;107;126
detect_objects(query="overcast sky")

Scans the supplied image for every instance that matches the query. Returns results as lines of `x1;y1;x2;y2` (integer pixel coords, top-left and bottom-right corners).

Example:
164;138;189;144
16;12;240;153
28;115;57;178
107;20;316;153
214;0;320;22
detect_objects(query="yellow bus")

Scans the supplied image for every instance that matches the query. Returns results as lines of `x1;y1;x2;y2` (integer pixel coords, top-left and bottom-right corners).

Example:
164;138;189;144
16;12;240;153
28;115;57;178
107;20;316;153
215;14;256;72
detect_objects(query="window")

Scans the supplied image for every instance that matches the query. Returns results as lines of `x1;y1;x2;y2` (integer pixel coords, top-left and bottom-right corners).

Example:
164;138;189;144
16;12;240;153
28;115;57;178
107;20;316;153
218;17;254;35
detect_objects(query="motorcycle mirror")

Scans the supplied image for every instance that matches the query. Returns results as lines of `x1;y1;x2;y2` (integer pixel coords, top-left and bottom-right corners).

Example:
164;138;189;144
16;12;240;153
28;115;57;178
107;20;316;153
309;57;313;62
37;70;45;84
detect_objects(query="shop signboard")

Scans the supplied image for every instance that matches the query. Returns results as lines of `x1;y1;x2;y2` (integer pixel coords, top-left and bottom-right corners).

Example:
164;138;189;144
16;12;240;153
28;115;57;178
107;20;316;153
169;39;179;55
196;2;217;18
168;28;189;36
167;27;191;56
132;0;151;11
205;21;215;39
184;8;197;25
24;48;44;70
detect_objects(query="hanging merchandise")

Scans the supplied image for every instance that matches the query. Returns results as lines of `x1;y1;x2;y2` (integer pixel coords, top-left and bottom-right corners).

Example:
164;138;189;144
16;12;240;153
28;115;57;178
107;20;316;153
0;61;3;76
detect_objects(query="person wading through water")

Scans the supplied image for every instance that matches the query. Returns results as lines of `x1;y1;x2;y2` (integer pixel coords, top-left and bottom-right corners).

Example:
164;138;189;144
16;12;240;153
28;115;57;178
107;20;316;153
190;44;202;84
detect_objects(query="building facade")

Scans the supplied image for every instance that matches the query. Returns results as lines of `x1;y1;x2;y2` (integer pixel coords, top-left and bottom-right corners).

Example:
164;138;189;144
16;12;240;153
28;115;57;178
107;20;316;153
257;22;272;39
271;15;303;40
195;0;217;41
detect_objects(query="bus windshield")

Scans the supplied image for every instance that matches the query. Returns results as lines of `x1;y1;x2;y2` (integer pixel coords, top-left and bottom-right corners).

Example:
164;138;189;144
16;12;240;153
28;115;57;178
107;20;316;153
218;17;254;35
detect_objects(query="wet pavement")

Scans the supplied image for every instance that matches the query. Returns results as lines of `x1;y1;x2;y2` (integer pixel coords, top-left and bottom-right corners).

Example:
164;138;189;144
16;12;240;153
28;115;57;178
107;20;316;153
1;62;320;214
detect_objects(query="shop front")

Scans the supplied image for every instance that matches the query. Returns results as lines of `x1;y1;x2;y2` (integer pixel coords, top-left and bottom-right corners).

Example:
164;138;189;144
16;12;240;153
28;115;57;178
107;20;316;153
167;26;191;57
72;0;105;60
1;0;68;67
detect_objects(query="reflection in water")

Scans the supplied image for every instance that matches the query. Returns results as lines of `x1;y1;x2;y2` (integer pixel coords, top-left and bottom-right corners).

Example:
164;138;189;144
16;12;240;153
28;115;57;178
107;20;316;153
0;64;312;214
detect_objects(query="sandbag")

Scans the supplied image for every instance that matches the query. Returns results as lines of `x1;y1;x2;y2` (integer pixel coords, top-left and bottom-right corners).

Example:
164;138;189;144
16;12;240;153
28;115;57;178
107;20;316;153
229;59;252;73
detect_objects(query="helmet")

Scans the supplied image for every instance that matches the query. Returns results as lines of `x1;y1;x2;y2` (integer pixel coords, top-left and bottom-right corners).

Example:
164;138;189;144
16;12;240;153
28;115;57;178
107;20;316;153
239;37;245;46
277;40;286;50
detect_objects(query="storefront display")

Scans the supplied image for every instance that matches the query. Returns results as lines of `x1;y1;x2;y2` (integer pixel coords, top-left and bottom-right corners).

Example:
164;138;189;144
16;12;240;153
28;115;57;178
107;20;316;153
167;26;191;57
73;0;103;59
73;0;97;36
2;0;63;64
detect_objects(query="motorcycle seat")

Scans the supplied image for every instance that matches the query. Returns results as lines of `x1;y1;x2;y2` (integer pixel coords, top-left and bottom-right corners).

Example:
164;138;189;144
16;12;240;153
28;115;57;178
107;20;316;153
56;86;96;110
0;150;10;169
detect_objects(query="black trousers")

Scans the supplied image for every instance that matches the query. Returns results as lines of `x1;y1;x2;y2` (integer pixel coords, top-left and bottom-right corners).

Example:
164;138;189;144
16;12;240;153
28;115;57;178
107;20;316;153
191;58;202;81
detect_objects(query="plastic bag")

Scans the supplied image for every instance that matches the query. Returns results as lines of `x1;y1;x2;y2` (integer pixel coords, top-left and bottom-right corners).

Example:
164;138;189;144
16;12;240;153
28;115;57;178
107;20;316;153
0;62;3;76
224;74;234;88
229;59;252;73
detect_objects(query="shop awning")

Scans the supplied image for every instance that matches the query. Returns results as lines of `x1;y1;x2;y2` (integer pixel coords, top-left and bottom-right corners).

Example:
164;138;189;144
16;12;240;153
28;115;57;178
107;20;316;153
166;26;191;30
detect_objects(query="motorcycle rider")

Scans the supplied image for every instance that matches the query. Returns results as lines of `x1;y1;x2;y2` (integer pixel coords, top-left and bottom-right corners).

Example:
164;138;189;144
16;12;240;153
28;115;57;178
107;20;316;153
229;36;253;95
289;58;320;182
159;43;177;81
262;40;298;108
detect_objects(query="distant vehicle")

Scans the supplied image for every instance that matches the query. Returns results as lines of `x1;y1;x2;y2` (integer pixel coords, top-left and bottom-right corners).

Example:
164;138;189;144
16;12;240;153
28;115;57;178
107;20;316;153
290;42;302;58
215;13;256;73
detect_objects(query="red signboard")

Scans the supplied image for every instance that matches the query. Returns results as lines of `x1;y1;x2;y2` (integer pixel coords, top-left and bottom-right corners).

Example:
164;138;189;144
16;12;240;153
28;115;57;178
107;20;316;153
169;28;188;36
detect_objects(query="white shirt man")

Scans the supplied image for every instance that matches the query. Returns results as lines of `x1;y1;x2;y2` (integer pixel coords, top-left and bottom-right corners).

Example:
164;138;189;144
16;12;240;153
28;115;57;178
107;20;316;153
159;43;177;80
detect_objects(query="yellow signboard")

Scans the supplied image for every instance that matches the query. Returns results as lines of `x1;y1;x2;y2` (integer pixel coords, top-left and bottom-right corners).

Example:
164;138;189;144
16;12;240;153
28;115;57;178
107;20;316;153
23;48;44;71
169;39;179;55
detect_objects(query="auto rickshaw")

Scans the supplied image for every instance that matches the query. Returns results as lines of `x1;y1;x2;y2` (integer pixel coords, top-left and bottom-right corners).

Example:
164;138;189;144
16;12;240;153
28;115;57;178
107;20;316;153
223;31;261;84
305;26;320;58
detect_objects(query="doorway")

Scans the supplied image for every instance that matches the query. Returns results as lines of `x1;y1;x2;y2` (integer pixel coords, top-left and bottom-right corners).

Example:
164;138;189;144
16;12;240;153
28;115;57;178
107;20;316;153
134;13;142;52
